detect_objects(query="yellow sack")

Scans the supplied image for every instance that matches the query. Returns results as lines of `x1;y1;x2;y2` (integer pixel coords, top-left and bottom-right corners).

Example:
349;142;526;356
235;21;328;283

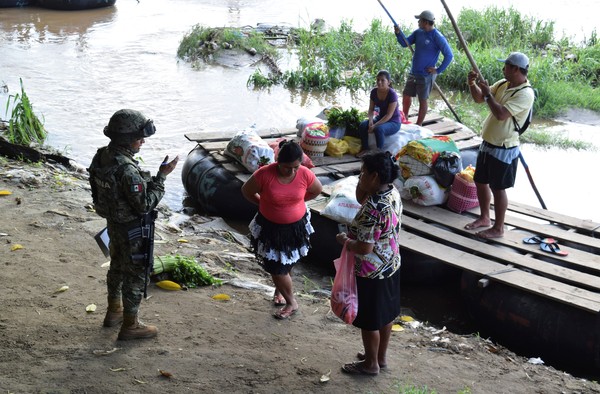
342;136;362;156
325;138;349;158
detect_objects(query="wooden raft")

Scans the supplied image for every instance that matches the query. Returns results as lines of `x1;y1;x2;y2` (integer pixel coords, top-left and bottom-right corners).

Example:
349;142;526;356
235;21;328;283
185;112;480;182
185;113;600;313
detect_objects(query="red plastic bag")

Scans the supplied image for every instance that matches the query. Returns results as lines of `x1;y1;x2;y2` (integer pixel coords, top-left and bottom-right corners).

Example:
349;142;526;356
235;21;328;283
330;241;358;324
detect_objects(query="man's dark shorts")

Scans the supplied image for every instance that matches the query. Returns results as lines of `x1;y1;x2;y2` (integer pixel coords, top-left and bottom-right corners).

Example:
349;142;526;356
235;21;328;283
474;150;518;190
402;73;436;100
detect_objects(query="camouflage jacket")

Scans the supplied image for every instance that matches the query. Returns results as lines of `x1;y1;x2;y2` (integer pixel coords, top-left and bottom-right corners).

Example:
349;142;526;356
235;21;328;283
88;143;166;223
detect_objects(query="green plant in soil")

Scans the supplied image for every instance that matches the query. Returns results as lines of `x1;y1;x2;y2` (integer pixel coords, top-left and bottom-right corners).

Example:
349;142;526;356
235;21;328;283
4;78;46;146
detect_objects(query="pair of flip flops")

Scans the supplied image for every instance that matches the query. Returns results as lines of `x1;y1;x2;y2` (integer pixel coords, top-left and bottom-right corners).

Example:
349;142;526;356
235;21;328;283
522;235;569;256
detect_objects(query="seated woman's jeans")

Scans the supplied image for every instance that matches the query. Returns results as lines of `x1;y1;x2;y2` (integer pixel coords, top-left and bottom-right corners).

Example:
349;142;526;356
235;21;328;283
358;117;401;150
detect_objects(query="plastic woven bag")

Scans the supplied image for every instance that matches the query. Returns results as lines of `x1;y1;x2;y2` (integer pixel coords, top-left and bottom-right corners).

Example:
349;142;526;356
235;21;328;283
225;129;274;173
401;175;448;206
447;169;479;213
331;241;358;325
321;176;361;224
301;122;330;158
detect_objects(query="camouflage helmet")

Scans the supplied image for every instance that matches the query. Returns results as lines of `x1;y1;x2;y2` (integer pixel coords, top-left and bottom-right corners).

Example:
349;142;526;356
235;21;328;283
103;109;156;143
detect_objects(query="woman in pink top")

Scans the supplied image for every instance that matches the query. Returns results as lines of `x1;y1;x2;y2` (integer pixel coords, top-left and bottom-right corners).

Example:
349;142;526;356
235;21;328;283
242;140;323;319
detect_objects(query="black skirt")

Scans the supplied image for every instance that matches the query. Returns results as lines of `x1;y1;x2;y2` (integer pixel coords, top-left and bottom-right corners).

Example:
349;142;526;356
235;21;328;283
249;210;313;275
352;268;401;331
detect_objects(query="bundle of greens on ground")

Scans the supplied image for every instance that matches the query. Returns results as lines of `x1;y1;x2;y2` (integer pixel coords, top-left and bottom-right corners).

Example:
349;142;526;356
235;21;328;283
3;78;46;146
153;254;222;288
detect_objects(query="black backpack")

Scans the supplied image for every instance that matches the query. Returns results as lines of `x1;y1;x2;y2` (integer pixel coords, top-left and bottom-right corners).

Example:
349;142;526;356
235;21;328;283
499;80;535;135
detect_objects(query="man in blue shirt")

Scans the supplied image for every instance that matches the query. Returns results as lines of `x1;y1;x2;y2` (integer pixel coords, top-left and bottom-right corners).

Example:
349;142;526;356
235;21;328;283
395;10;453;125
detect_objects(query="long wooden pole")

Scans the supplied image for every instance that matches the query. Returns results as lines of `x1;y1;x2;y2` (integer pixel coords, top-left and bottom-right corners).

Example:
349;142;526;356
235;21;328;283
439;0;547;210
439;0;483;81
376;0;462;123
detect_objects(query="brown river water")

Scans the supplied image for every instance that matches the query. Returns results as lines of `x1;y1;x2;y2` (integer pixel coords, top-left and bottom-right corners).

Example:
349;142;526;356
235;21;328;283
1;0;599;222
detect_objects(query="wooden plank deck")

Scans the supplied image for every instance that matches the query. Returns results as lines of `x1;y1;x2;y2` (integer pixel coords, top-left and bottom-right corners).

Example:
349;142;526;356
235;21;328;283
308;186;600;313
400;231;600;313
184;112;600;313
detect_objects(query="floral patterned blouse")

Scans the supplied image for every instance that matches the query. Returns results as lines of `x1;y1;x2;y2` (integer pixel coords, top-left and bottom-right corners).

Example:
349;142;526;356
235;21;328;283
349;186;402;279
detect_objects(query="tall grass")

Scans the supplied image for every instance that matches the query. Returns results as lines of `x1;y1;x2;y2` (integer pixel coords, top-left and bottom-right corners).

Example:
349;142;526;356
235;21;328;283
437;6;555;51
4;78;46;146
436;6;600;118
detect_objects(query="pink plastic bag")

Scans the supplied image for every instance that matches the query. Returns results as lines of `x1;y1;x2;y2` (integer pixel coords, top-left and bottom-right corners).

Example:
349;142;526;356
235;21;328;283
330;241;358;324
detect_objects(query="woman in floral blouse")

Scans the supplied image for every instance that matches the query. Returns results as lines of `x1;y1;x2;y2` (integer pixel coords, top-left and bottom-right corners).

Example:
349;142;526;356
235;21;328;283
336;150;402;376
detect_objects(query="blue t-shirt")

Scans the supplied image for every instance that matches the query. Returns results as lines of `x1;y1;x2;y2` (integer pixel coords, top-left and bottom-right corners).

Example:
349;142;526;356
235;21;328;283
370;87;401;124
396;28;453;76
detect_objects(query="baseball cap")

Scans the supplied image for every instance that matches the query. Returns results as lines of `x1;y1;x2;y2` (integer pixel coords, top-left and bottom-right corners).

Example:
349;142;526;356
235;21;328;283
415;10;435;22
498;52;529;69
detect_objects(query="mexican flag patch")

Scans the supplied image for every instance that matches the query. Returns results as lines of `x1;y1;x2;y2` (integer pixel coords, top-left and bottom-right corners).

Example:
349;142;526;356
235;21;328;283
131;183;143;193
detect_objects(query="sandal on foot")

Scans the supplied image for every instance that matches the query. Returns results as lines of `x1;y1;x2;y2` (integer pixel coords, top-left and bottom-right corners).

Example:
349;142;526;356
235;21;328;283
273;307;298;320
356;352;387;369
272;295;286;306
341;361;378;376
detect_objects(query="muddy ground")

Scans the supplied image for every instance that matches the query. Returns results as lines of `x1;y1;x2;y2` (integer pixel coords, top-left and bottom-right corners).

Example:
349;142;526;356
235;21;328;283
0;156;598;394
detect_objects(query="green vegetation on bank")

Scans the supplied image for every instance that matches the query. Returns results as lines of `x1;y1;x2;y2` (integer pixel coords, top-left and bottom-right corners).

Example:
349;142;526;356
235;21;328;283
436;6;600;119
177;25;279;67
178;6;599;122
3;78;46;146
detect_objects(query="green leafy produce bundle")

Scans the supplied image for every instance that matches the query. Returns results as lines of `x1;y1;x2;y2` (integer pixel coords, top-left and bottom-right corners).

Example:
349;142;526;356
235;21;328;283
153;254;222;288
326;107;364;135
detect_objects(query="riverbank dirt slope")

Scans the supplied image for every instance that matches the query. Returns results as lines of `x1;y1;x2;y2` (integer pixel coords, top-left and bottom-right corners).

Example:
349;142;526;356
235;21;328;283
0;156;598;394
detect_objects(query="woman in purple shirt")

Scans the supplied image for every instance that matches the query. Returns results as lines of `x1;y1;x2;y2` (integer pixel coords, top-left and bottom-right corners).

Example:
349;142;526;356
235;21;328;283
357;70;401;157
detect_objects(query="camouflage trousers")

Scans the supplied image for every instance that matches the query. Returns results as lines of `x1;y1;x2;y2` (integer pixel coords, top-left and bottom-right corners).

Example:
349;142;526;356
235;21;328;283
106;220;147;314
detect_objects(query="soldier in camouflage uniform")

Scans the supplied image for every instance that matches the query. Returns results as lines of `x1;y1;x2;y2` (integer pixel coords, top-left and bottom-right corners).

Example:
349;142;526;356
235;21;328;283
88;109;178;340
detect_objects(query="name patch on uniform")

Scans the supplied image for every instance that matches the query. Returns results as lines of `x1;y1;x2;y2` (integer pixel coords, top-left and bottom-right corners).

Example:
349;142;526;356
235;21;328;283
131;183;143;193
